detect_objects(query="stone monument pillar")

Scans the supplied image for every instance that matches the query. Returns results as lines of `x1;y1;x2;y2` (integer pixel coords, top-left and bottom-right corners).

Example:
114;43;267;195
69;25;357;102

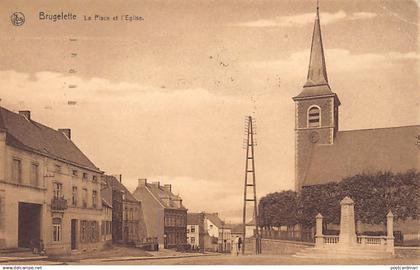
339;196;357;248
315;213;324;248
386;211;395;254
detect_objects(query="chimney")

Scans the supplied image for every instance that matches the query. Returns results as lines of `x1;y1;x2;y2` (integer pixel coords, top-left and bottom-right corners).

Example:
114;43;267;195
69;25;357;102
151;181;160;188
138;178;147;188
58;128;71;139
163;184;172;192
19;110;31;120
119;174;122;183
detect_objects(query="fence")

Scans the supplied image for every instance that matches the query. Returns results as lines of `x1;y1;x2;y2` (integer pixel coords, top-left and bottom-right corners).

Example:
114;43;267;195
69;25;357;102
260;229;314;243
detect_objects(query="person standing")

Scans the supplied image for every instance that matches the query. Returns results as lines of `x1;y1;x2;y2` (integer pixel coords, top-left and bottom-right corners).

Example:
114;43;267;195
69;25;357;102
238;237;242;254
231;236;239;256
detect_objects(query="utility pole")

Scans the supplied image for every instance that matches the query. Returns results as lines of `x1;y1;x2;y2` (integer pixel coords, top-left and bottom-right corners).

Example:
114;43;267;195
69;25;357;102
242;116;261;254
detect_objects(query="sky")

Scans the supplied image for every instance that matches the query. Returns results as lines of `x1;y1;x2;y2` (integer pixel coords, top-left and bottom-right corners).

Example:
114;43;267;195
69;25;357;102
0;0;418;223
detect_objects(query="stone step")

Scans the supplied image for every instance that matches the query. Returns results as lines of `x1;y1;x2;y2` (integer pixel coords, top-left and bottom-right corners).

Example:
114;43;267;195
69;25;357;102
293;247;393;259
0;248;32;254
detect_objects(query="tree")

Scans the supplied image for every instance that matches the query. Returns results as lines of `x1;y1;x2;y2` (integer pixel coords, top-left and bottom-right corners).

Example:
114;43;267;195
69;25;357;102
258;190;299;229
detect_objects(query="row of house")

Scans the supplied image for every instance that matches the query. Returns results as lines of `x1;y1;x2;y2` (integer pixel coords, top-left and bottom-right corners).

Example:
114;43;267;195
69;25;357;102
0;106;188;255
186;212;252;253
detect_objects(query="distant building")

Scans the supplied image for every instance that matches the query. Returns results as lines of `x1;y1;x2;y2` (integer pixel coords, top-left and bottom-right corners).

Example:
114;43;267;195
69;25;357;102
0;106;106;254
102;175;147;244
187;212;231;252
133;179;187;249
187;213;201;250
101;198;112;242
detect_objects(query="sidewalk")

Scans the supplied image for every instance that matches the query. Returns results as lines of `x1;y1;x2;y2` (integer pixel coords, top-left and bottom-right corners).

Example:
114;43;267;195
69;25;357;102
0;255;48;263
80;249;221;263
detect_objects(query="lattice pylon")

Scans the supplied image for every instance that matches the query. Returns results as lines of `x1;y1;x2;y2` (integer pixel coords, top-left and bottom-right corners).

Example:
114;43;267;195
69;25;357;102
242;115;261;254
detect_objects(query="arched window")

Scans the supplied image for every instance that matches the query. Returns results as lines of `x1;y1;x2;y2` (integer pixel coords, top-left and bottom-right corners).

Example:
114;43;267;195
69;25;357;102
308;106;320;127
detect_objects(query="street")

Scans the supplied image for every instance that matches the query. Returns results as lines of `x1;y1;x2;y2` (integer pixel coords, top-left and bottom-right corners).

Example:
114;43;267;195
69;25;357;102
39;254;419;265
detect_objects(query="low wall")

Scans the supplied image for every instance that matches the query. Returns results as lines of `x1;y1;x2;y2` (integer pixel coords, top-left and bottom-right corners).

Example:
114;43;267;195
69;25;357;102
244;238;314;255
395;247;420;258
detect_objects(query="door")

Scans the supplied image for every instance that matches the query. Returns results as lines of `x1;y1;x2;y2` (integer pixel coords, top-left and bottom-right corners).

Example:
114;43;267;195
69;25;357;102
71;219;77;250
18;202;41;248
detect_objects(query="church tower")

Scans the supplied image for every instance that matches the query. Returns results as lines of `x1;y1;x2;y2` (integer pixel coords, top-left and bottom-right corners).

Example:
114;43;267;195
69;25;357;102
292;3;341;192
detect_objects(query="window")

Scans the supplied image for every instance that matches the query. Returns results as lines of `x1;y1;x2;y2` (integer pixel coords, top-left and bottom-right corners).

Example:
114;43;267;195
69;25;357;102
308;106;320;127
52;218;62;242
191;236;195;244
81;220;87;242
191;226;195;233
12;159;22;183
82;188;87;208
92;190;97;208
55;164;61;173
210;224;213;229
187;229;190;233
72;186;78;206
92;175;98;182
30;163;39;186
72;170;78;177
82;172;88;180
53;182;63;199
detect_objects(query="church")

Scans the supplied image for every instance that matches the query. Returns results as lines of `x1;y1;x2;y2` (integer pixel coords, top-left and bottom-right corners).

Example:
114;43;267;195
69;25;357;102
293;5;420;192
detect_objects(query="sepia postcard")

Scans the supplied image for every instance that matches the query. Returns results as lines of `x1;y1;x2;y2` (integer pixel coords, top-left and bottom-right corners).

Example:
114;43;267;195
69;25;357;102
0;0;418;268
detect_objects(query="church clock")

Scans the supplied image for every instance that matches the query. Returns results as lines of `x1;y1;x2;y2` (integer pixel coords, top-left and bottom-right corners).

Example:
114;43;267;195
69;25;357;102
309;131;320;143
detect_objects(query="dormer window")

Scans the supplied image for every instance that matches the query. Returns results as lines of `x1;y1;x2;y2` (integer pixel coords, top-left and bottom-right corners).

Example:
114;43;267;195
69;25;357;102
308;106;320;127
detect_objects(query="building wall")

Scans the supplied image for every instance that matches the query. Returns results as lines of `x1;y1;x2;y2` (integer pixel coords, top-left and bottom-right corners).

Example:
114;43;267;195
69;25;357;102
187;224;199;248
1;144;47;249
133;187;164;245
0;142;105;254
164;208;187;248
295;96;337;191
205;219;219;238
122;200;147;243
218;228;231;252
101;204;112;242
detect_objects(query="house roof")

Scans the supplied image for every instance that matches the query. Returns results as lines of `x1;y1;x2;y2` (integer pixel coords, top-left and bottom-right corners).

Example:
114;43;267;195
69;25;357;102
303;125;420;186
145;182;186;210
0;106;100;172
104;175;139;203
187;213;201;225
230;224;244;234
204;213;224;228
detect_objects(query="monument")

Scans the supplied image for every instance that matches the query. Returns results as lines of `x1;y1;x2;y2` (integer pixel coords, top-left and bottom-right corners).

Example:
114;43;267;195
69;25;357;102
295;196;395;259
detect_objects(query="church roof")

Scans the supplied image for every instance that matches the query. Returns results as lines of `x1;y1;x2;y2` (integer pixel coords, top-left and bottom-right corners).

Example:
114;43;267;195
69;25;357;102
0;106;100;172
294;4;336;101
303;125;420;186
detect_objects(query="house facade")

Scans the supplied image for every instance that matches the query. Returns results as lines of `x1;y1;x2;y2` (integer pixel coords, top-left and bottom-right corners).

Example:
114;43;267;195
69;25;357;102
187;212;231;252
102;175;147;244
133;179;187;249
186;213;200;250
0;107;107;255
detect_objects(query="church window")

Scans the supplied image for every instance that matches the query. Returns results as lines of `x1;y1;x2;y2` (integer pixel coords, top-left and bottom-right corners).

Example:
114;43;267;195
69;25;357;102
308;106;320;127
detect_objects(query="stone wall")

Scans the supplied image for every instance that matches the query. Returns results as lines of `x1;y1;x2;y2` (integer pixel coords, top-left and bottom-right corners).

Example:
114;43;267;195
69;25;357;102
244;238;314;255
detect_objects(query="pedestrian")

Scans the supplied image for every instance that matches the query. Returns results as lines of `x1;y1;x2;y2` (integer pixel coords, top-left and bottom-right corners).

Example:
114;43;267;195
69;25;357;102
238;237;242;254
231;236;239;256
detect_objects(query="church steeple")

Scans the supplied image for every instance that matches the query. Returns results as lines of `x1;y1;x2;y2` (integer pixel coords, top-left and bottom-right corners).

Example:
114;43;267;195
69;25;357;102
294;1;337;99
305;1;329;87
292;1;341;192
